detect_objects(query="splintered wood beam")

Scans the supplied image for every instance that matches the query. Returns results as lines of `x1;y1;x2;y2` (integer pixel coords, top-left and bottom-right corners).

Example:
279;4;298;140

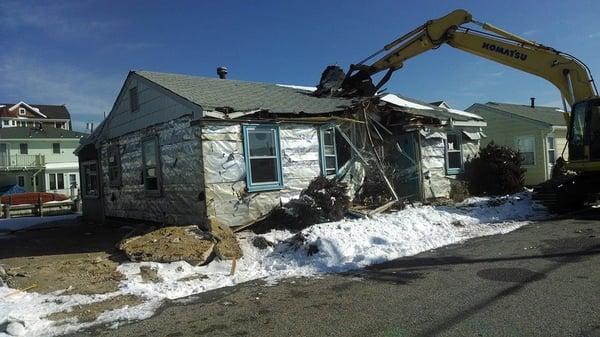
335;125;368;164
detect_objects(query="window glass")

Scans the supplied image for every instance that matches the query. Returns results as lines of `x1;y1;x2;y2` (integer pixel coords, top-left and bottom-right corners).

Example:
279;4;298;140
590;102;600;160
53;143;61;154
516;136;535;165
446;133;463;173
57;173;64;189
108;145;121;187
320;127;338;176
547;137;556;164
17;176;25;187
83;162;98;197
49;174;56;190
142;137;160;192
20;143;28;155
69;174;77;187
243;125;282;191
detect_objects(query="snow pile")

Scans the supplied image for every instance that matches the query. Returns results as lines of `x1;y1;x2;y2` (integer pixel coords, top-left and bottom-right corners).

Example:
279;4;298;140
0;192;545;336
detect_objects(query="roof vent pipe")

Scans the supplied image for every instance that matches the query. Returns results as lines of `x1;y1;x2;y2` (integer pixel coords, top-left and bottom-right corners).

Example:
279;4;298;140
217;67;228;79
530;97;535;108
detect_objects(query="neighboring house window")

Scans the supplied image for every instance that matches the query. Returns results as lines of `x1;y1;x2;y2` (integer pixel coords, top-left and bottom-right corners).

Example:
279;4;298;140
142;136;161;193
55;122;65;129
18;121;27;127
242;124;283;192
69;174;77;188
20;143;28;155
19;108;26;116
547;136;556;164
17;176;25;187
53;143;61;154
82;161;98;197
30;175;40;189
11;120;16;126
319;125;338;176
2;120;8;126
49;173;64;190
516;135;536;166
108;144;121;187
446;133;463;174
130;87;139;112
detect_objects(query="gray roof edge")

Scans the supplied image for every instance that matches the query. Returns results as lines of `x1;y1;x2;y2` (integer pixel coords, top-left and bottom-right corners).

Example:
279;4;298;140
467;103;557;127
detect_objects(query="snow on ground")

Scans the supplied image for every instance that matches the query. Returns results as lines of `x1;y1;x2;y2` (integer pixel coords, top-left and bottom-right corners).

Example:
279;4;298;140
0;192;546;337
0;214;80;232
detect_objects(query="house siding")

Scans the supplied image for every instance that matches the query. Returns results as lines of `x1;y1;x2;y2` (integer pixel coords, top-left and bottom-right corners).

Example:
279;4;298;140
201;123;322;228
467;105;560;185
100;115;205;225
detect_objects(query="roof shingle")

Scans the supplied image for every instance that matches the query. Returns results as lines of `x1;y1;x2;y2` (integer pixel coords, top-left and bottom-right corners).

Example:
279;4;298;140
482;102;566;126
0;127;86;140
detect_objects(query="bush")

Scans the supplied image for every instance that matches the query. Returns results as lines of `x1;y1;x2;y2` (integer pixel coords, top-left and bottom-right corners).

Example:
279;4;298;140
462;142;525;196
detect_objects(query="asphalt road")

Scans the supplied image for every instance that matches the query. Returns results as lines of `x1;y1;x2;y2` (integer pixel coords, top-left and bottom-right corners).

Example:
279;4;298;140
72;210;600;337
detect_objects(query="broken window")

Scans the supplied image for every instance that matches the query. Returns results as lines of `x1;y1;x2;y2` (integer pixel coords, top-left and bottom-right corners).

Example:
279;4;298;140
108;144;121;187
319;126;338;176
446;133;463;174
142;136;161;193
83;161;98;197
516;135;535;166
243;124;283;192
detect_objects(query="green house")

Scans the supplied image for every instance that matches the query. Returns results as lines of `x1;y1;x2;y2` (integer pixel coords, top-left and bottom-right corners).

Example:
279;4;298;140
465;101;568;185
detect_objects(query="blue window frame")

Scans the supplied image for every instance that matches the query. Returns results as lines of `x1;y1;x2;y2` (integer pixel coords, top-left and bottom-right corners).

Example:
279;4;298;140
445;132;463;175
242;124;284;192
319;125;338;176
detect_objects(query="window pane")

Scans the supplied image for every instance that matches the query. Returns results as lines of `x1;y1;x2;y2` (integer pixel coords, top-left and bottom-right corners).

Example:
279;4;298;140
143;140;156;166
250;158;278;183
521;152;535;165
447;134;459;151
248;130;275;157
145;176;158;191
53;143;60;154
20;144;28;154
324;145;335;156
448;152;462;169
325;156;336;170
547;137;555;150
323;129;335;146
548;149;556;164
18;176;24;187
57;174;64;189
70;174;77;187
49;174;56;190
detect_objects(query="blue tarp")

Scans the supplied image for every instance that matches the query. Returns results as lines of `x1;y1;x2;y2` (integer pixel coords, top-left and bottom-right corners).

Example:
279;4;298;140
0;184;27;196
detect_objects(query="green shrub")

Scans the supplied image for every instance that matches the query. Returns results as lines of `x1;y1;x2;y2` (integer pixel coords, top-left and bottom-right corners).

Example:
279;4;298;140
462;142;525;196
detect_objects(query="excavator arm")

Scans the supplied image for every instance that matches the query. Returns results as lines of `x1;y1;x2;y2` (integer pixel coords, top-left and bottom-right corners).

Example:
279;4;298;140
345;9;597;108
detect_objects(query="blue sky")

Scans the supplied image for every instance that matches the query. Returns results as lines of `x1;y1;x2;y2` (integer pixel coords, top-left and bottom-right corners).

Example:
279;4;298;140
1;0;600;131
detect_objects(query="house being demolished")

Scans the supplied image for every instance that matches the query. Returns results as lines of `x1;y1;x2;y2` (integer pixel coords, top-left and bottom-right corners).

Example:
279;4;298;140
76;70;486;229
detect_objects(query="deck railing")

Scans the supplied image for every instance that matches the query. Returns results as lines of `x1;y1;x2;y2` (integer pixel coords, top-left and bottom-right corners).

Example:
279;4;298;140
0;154;45;169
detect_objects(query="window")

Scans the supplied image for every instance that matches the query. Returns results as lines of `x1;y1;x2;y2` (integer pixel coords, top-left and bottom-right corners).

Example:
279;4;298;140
142;136;161;193
242;124;283;192
49;173;65;190
82;161;98;197
55;122;65;129
69;174;77;188
130;87;139;112
49;174;56;190
17;176;25;187
547;136;556;164
52;143;61;154
19;108;26;116
516;135;536;166
18;121;27;127
19;143;28;155
108;144;121;187
2;120;8;126
446;133;463;174
319;126;338;176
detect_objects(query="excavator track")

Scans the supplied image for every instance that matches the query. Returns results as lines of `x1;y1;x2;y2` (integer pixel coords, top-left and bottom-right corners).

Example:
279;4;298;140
533;173;599;213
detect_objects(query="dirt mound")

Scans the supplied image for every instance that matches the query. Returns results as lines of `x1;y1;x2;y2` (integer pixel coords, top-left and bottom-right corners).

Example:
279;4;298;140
118;226;215;266
209;220;243;260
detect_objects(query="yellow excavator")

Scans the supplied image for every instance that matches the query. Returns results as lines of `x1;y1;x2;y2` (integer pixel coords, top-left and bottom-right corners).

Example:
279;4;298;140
321;9;600;210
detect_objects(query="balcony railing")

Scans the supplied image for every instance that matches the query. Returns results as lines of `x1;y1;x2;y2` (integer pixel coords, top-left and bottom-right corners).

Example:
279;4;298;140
0;154;45;169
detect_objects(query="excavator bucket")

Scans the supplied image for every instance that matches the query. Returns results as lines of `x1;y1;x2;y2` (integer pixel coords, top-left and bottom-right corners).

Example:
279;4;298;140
314;65;377;97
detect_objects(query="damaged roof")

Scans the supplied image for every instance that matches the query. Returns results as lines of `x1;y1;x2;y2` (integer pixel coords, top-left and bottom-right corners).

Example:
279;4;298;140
381;94;484;122
135;71;355;114
470;102;566;126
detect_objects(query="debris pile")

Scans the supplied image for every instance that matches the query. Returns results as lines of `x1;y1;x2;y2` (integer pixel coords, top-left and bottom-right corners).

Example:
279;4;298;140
118;226;216;265
462;142;525;196
253;176;350;233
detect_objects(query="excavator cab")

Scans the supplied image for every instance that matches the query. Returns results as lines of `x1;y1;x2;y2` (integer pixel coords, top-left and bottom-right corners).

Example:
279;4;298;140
568;99;600;165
